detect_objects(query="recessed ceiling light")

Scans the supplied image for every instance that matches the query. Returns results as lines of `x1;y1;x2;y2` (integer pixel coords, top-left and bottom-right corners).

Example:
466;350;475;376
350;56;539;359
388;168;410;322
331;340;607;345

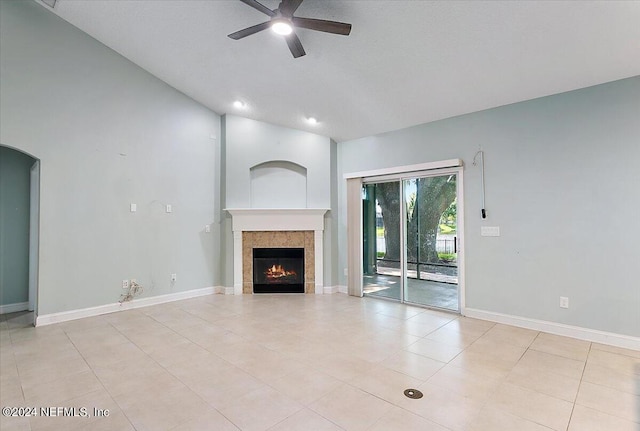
271;20;293;36
233;100;245;109
307;117;318;125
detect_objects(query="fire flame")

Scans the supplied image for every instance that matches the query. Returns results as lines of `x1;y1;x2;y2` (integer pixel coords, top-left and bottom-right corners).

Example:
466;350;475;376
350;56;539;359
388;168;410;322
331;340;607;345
266;264;297;279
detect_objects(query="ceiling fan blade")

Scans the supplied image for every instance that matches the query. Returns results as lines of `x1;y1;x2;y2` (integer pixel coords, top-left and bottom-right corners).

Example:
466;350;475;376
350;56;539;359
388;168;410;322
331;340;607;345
228;21;271;40
285;32;306;58
292;17;352;35
279;0;304;17
239;0;275;17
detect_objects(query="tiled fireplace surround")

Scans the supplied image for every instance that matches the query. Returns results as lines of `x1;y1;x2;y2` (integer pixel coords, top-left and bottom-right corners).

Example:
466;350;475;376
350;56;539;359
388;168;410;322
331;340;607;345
226;209;328;295
242;231;315;294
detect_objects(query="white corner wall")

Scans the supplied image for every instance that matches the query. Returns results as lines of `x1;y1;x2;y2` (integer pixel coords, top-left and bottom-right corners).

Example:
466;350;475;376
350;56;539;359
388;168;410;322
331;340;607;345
0;0;220;315
338;77;640;338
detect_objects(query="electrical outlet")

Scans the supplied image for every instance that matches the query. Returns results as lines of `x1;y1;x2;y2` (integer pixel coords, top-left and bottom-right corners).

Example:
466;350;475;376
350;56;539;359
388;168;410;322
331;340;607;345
205;224;211;233
171;273;177;282
343;268;348;276
130;203;137;212
122;279;129;289
166;204;172;213
560;296;569;309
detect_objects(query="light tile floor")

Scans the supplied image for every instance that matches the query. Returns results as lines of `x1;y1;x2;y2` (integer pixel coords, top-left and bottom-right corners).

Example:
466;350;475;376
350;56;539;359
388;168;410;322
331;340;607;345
0;294;638;431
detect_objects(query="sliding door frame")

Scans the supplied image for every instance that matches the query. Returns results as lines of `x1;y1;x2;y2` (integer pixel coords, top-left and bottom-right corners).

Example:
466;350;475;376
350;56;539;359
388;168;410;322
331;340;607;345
346;160;465;313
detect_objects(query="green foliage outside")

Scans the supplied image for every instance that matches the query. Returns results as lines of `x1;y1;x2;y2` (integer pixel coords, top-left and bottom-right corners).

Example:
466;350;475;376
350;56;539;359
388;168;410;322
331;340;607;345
439;224;455;234
437;252;456;262
438;200;457;234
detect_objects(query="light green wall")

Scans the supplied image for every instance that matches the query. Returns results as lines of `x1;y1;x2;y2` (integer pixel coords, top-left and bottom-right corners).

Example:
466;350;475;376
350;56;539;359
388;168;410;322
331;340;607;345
221;115;338;287
338;77;640;337
0;0;220;314
0;147;35;307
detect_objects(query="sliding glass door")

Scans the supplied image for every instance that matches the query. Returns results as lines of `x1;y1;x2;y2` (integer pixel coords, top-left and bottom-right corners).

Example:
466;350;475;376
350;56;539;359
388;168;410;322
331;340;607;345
404;174;458;310
362;181;403;301
363;172;459;311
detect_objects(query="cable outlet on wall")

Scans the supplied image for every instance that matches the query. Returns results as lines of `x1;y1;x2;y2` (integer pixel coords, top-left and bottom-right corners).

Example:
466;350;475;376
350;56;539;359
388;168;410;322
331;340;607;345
122;279;130;289
171;273;177;282
559;296;569;309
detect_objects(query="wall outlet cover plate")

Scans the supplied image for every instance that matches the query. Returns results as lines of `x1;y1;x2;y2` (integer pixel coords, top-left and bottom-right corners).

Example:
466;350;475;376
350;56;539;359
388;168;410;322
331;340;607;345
481;226;500;237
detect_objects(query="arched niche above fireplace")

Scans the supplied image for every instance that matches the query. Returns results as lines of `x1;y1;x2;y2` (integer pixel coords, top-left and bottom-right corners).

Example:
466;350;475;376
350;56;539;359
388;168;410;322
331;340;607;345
250;160;307;208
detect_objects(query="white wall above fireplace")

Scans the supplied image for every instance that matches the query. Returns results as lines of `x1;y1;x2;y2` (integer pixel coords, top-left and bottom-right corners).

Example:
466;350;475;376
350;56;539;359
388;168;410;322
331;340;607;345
224;116;331;209
225;208;329;295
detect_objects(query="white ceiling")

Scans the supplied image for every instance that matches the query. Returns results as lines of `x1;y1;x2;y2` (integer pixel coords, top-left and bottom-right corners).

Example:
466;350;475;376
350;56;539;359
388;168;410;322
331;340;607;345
43;0;640;142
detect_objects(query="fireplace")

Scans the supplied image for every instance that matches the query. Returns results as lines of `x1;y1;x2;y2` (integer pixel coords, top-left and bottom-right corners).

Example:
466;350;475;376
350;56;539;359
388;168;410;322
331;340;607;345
226;208;328;295
253;248;304;293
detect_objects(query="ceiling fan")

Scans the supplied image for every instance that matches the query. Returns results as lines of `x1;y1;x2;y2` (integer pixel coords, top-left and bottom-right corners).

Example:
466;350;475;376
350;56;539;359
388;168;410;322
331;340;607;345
228;0;352;58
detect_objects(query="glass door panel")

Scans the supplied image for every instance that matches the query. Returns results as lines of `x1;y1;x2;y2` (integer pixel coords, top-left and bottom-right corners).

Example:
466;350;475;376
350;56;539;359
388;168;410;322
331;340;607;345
362;181;402;301
404;174;458;311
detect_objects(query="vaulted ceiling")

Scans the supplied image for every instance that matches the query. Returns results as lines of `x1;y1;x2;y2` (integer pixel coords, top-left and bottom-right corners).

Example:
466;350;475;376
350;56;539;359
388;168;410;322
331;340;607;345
41;0;640;142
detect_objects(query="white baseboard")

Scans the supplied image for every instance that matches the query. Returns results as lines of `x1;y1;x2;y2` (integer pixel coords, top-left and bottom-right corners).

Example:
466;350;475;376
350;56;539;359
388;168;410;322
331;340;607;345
337;285;348;294
464;308;640;351
36;286;218;327
323;286;339;294
216;286;236;295
213;286;233;295
0;302;29;315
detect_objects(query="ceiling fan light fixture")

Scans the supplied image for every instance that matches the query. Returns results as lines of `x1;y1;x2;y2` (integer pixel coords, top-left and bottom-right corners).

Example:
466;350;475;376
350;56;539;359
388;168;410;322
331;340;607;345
228;0;352;58
271;19;293;36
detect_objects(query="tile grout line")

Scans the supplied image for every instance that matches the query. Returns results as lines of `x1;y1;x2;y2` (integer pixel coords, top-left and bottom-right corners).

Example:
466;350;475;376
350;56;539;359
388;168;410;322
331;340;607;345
564;341;593;431
62;320;140;431
141;302;306;431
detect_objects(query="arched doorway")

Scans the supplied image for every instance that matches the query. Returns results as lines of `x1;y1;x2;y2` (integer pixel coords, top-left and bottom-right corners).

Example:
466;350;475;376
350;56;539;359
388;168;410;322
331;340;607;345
0;145;40;325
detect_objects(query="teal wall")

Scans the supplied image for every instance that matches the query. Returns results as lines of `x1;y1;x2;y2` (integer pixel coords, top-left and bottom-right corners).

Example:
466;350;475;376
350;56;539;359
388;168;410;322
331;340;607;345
0;147;35;307
0;0;220;314
338;77;640;337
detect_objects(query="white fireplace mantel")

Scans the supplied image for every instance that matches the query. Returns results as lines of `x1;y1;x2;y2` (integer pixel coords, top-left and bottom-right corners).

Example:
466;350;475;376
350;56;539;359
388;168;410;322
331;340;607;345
225;208;329;295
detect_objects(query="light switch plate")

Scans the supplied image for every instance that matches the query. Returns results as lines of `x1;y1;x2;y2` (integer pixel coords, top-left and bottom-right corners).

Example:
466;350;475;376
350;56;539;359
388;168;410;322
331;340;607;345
481;226;500;237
